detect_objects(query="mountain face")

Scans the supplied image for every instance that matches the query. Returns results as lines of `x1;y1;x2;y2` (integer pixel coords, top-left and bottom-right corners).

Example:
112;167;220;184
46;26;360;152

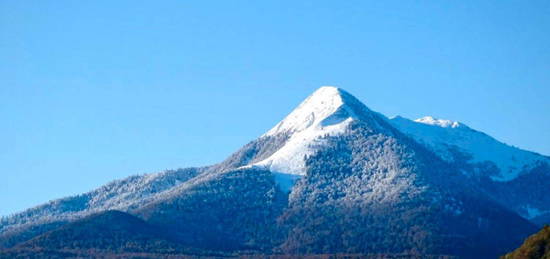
0;167;203;248
389;116;550;224
1;86;547;258
389;115;549;181
1;210;223;258
251;86;389;176
13;210;188;253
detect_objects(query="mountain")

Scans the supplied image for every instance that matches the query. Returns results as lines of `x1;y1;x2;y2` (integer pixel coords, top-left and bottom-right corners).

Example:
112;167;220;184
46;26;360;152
1;86;547;258
389;115;549;181
390;116;550;224
1;210;221;258
0;167;202;248
501;225;550;259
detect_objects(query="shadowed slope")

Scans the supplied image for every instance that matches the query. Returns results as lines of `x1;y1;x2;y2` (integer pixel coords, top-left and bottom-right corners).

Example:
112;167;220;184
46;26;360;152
2;210;223;258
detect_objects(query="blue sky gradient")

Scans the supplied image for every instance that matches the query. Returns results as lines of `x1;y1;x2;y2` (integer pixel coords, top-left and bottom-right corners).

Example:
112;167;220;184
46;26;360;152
1;1;549;216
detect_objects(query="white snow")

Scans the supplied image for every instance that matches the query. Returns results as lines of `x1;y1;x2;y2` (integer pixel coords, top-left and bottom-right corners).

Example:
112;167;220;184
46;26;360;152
390;116;549;181
415;116;461;128
254;86;355;175
264;86;352;136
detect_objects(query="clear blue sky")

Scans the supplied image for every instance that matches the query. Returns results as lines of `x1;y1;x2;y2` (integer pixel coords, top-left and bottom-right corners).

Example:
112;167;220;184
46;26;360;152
1;1;549;216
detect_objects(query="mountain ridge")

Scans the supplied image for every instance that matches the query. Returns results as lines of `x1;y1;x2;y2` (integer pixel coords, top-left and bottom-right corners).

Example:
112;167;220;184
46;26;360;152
1;86;548;258
390;115;549;181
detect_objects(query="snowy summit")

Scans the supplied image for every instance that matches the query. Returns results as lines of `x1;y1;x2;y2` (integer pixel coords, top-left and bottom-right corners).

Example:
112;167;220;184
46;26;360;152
265;86;353;136
255;86;356;175
254;86;384;175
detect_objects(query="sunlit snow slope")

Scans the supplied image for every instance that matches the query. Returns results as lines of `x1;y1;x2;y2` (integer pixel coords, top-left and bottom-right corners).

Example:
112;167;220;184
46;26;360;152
390;116;549;181
252;86;385;175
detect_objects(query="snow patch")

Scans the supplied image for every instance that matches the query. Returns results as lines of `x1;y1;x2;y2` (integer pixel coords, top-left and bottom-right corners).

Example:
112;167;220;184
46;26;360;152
415;116;461;128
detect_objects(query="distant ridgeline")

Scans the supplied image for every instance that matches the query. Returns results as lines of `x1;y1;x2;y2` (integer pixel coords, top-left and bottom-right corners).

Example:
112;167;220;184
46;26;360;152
1;87;549;258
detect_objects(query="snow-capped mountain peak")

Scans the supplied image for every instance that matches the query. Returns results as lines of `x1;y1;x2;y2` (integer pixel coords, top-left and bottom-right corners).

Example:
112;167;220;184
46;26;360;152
256;86;356;175
415;116;462;128
265;86;353;136
2;86;549;257
254;86;382;175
